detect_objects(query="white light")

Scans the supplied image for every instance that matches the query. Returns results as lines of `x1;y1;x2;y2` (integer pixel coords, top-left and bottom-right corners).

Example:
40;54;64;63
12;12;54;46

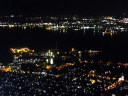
50;58;53;64
119;76;124;81
112;94;116;96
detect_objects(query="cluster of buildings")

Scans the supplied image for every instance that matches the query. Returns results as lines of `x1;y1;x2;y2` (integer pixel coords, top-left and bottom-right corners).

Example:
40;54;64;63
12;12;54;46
0;15;128;35
0;47;128;95
0;48;80;72
1;15;128;95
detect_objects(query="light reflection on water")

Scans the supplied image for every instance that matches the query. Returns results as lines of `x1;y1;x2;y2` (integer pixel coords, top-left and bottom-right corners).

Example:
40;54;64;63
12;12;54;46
57;28;125;38
0;28;128;64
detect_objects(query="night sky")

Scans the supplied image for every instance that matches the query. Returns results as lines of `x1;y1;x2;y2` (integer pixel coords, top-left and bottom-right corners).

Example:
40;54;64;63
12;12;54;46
0;0;128;16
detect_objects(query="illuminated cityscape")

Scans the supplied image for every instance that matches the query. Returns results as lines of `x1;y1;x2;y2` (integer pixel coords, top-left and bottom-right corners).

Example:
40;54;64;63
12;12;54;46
1;0;128;96
0;15;128;36
0;46;128;95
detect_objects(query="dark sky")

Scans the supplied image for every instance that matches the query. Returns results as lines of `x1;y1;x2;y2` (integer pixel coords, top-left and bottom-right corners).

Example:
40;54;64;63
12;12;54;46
0;0;127;16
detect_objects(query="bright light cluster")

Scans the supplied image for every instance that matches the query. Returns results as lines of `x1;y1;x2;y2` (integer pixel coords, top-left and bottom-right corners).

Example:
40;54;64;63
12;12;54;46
10;48;34;53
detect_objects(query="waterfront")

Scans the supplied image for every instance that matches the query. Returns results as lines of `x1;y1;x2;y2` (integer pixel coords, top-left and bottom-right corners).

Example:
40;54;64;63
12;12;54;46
0;27;128;64
1;0;128;95
0;16;128;95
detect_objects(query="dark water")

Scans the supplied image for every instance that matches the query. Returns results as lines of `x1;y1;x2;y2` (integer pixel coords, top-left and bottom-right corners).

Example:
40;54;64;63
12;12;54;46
0;27;128;64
